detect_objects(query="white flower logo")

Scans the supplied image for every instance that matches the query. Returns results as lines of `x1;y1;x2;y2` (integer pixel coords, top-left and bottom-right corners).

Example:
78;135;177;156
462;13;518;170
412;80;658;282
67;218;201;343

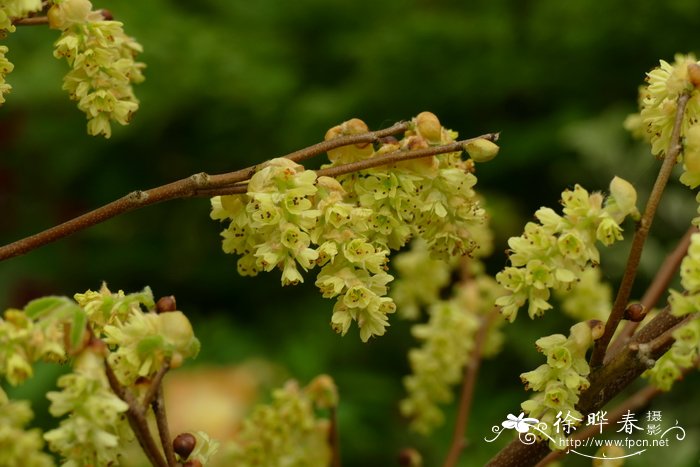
502;413;539;433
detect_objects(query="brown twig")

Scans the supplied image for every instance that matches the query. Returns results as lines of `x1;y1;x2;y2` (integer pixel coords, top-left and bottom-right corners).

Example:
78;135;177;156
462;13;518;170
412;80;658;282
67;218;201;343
104;359;168;467
442;308;498;467
590;91;691;368
0;122;410;261
0;128;496;261
153;385;176;467
606;226;697;361
197;133;499;196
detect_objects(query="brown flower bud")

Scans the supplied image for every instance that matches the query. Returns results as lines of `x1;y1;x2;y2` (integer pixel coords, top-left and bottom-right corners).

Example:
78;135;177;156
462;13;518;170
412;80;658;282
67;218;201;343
156;295;177;313
173;432;197;460
623;303;647;322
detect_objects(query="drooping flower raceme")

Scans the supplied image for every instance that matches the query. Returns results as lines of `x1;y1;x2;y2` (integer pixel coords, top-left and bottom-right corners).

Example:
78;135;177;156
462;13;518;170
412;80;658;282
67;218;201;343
217;376;337;467
644;232;700;390
49;0;145;138
44;347;132;467
0;388;53;467
520;321;601;450
211;113;495;341
496;177;639;322
625;54;700;188
400;259;505;434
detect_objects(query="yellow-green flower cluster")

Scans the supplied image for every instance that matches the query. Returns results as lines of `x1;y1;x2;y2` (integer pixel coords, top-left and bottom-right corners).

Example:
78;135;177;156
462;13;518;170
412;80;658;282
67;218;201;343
400;263;504;434
520;322;598;450
391;239;455;320
643;320;700;391
0;0;42;32
644;232;700;390
44;348;131;467
624;54;700;188
212;113;494;341
103;306;200;385
0;388;53;467
0;298;78;386
0;45;12;104
218;376;336;467
496;177;638;322
50;0;144;138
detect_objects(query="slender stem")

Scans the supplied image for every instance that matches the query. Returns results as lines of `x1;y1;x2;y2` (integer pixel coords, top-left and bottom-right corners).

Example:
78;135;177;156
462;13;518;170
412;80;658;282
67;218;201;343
0;129;495;261
12;15;48;26
104;359;168;467
606;226;697;362
329;406;342;467
153;386;177;467
143;360;171;410
590;91;691;368
442;309;497;467
0;122;407;261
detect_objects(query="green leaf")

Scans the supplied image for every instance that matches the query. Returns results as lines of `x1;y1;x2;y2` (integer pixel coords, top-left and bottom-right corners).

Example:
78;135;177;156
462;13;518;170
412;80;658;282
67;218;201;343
24;296;70;319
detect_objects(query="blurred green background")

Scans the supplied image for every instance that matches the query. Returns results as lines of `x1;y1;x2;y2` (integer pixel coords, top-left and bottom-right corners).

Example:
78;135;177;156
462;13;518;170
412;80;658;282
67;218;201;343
1;0;700;465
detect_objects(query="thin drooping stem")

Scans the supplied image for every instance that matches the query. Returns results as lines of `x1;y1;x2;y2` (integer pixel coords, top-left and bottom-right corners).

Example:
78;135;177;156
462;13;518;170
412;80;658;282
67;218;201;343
143;360;171;411
0;127;495;261
442;309;497;467
606;226;697;361
590;91;691;368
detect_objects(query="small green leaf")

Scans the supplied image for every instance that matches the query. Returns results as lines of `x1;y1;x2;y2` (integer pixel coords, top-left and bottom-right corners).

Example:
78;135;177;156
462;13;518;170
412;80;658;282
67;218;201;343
24;296;70;319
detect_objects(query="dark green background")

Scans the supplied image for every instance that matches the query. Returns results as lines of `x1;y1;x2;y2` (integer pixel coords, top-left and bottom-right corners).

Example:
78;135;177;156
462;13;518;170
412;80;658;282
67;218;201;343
1;1;699;465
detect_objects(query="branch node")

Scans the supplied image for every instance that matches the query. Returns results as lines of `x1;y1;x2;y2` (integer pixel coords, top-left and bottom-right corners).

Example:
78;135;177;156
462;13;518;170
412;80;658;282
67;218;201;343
190;172;210;187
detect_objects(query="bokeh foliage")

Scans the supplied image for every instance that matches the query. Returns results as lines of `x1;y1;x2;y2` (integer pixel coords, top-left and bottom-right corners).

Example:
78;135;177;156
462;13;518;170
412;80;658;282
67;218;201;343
1;0;700;465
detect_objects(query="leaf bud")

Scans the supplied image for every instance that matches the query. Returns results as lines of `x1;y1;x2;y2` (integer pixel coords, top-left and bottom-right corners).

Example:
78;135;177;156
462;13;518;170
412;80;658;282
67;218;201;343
623;303;647;322
463;138;499;162
173;432;197;460
414;111;442;142
156;295;177;313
